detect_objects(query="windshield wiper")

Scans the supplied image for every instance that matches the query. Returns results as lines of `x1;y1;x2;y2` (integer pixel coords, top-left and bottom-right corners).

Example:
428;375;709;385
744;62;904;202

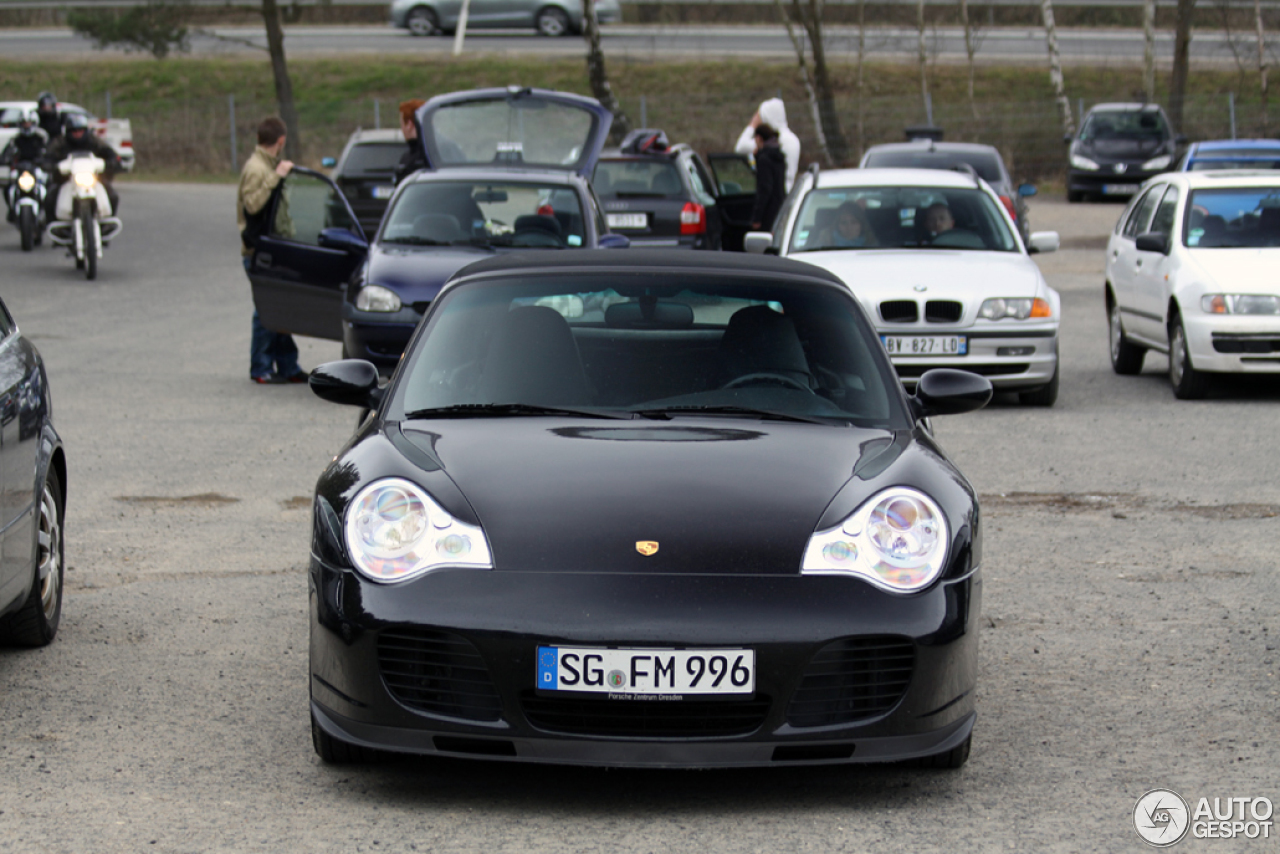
383;236;450;246
631;405;831;425
403;403;631;420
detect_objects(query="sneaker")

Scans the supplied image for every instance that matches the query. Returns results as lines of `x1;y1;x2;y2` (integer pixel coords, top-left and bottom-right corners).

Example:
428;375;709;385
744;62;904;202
251;374;284;385
284;372;309;384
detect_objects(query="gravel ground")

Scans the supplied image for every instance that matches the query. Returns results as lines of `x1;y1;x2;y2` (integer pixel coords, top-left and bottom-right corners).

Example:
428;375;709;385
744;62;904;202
0;187;1275;853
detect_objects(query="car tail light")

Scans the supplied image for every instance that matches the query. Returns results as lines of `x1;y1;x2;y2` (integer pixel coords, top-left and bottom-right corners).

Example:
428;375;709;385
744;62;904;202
680;202;706;235
998;195;1017;220
121;140;133;148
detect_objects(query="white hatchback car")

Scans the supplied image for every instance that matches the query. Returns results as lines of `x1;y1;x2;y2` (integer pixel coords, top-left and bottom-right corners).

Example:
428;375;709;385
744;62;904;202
748;167;1062;405
1105;171;1280;398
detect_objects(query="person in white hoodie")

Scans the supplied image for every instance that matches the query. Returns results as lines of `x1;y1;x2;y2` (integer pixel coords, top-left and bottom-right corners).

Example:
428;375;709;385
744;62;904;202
734;97;801;192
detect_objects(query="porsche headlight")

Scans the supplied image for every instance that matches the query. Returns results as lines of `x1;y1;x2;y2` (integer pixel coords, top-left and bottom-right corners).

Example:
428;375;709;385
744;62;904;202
1070;154;1100;171
355;285;402;313
73;170;96;189
978;297;1052;320
802;487;949;592
16;171;35;192
344;478;492;582
1142;154;1172;171
1201;294;1280;315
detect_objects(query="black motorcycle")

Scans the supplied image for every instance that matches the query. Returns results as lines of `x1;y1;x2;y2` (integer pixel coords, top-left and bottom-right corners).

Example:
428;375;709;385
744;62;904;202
6;160;47;252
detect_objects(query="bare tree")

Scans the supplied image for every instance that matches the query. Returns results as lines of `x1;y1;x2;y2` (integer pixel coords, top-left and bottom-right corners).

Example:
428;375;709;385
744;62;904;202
917;0;930;118
958;0;985;119
856;0;866;158
1169;0;1196;132
773;0;849;165
260;0;300;160
1257;0;1270;131
1041;0;1075;136
581;0;630;143
1143;0;1156;102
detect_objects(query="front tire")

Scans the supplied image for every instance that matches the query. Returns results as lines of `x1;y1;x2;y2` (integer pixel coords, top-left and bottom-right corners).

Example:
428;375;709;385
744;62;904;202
535;6;570;36
82;210;98;280
1018;364;1059;406
0;473;64;647
1169;315;1209;399
1108;299;1146;374
406;6;438;36
19;207;35;251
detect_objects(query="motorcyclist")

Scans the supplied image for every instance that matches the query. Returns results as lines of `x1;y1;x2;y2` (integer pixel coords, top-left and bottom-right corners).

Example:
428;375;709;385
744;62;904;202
35;92;62;142
2;113;48;223
45;112;121;222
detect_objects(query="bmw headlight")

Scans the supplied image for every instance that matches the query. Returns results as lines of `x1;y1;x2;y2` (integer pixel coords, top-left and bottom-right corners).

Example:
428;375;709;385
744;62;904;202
17;171;35;192
1201;294;1280;315
1070;154;1100;171
802;487;949;592
355;284;402;312
978;297;1052;320
1141;154;1172;171
73;170;96;189
345;478;492;582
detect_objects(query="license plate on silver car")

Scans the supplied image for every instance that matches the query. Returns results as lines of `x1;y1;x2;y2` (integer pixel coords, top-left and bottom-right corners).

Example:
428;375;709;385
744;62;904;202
881;335;967;356
536;646;754;696
606;212;648;229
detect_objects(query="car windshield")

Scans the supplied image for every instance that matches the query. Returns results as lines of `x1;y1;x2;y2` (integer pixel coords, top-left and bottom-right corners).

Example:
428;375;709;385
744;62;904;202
394;273;908;429
1185;187;1280;248
789;186;1019;253
1188;149;1280;171
593;159;684;198
1081;110;1169;141
862;149;1004;183
381;181;586;247
341;142;405;175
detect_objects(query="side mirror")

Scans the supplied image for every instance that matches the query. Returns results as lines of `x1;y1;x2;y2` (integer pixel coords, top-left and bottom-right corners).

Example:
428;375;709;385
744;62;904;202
911;369;992;418
318;226;369;254
1027;231;1060;254
310;359;384;408
1017;183;1038;197
743;231;773;254
598;233;631;249
1135;231;1170;254
321;156;337;168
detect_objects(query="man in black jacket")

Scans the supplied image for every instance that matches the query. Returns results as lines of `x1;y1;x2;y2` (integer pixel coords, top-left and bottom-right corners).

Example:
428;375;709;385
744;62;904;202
750;123;786;232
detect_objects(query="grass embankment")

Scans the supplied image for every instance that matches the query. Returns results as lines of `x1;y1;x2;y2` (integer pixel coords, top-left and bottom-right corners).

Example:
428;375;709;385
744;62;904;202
1;57;1272;180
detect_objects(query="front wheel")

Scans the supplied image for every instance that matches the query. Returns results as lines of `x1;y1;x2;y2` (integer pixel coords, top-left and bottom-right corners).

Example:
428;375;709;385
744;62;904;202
1018;365;1059;406
535;6;571;36
406;6;438;35
0;472;64;647
1169;316;1209;400
1108;300;1146;374
19;206;35;251
82;210;98;281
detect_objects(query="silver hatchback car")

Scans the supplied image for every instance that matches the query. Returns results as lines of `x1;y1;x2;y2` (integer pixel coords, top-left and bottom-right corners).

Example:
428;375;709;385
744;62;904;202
390;0;621;37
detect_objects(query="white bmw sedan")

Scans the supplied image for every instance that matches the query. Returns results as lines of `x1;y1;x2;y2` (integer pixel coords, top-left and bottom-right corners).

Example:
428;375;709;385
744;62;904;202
1105;171;1280;399
747;168;1062;405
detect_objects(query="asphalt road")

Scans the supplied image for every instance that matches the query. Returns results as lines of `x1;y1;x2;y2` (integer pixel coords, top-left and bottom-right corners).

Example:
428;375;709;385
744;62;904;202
0;23;1270;65
0;185;1276;852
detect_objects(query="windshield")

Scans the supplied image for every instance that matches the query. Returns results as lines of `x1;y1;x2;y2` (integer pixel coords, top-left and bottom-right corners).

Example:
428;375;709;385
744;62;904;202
1185;187;1280;248
0;107;29;127
1188;149;1280;171
593;159;684;198
341;142;405;175
862;149;1004;183
381;181;587;247
789;186;1018;253
427;97;597;171
1081;110;1169;141
394;273;907;428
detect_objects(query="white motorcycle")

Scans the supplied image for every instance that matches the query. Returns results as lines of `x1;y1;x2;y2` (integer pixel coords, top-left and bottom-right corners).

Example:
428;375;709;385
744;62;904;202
46;154;122;280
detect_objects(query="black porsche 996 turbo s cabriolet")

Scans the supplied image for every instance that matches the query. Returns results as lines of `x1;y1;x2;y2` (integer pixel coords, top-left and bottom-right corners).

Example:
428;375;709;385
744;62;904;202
304;249;993;769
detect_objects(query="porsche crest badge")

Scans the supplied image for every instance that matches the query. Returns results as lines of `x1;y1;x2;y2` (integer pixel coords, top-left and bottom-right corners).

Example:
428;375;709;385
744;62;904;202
636;541;659;556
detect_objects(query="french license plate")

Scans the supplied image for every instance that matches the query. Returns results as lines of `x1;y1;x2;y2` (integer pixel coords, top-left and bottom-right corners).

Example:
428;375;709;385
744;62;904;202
1102;184;1140;195
881;335;967;355
606;212;648;229
371;185;395;199
536;646;754;697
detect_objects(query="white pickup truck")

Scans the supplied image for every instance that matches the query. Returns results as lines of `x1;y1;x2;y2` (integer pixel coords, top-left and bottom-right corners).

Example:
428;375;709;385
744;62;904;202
0;100;134;182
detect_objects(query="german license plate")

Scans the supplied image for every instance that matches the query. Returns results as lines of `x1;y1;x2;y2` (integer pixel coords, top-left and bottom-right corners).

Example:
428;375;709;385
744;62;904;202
606;212;648;229
371;185;395;199
1102;184;1140;195
536;646;754;696
881;335;967;355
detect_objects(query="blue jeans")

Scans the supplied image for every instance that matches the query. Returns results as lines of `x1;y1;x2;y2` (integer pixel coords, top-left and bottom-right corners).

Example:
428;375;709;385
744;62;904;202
244;257;301;379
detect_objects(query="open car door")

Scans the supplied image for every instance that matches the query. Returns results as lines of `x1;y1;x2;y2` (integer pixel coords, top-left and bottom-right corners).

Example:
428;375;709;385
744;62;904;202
706;153;757;252
248;167;367;341
415;86;613;178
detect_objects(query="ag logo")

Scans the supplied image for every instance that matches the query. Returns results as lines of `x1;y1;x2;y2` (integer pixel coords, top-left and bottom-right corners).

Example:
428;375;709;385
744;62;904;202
1134;789;1190;847
636;541;659;556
